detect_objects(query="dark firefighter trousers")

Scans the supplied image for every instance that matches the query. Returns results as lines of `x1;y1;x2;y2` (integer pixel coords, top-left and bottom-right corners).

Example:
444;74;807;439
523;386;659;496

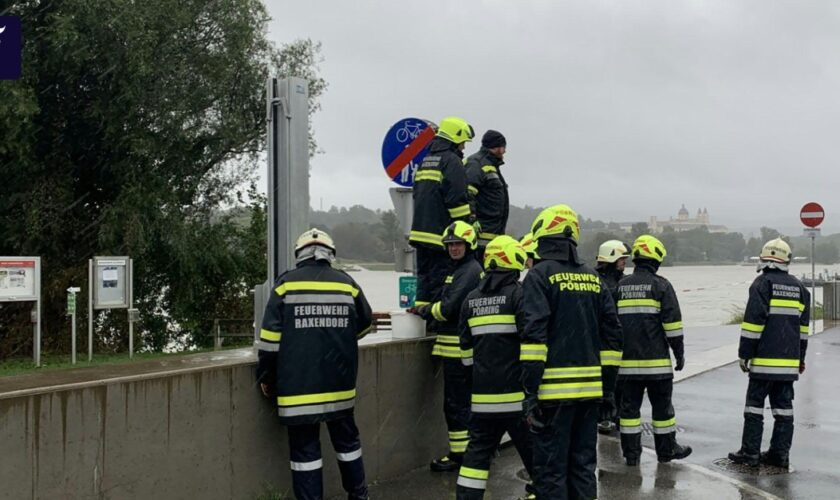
619;379;679;460
741;379;795;458
532;401;599;500
415;246;449;307
456;416;534;500
287;415;367;500
442;358;472;457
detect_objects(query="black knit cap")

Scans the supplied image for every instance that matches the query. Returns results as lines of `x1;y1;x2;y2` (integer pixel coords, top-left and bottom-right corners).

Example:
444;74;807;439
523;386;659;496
482;130;506;149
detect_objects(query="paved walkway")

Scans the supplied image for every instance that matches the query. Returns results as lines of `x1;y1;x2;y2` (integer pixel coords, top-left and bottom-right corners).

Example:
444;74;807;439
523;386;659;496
363;326;838;500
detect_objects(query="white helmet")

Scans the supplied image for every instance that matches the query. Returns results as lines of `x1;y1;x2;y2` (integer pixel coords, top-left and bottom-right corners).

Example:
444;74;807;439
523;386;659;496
597;240;630;263
759;238;791;263
294;228;336;256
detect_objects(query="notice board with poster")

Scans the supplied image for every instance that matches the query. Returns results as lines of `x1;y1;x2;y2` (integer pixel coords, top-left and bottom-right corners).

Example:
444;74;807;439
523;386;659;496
93;256;130;309
0;257;39;302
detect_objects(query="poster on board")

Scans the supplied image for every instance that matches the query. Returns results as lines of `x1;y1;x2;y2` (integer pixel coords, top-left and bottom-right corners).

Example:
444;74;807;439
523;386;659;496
0;258;38;301
94;257;129;309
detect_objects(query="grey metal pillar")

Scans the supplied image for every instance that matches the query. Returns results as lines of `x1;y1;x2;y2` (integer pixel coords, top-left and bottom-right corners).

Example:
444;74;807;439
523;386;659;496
389;187;415;273
258;77;310;339
266;76;310;283
88;259;93;362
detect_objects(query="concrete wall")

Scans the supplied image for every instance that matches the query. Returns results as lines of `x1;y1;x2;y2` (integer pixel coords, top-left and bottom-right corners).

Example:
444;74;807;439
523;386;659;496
0;338;445;500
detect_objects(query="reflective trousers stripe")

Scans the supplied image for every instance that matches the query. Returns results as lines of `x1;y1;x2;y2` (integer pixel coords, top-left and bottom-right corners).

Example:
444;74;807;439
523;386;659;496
744;405;764;415
336;448;362;462
290;458;323;471
472;401;523;413
620;418;642;434
652;418;676;434
772;408;794;416
457;476;487;490
653;425;676;434
278;399;355;417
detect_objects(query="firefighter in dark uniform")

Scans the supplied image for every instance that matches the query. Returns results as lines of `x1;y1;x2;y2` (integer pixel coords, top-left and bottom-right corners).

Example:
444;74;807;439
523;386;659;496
410;116;474;311
465;130;509;263
455;235;536;500
256;229;373;500
616;235;692;466
595;240;630;434
520;232;538;269
413;221;483;471
521;205;622;500
729;238;809;469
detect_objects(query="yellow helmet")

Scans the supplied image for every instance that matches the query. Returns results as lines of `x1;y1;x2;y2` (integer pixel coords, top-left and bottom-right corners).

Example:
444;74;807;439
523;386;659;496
436;116;475;144
295;228;336;254
442;221;478;250
484;235;527;271
519;232;539;259
531;204;580;242
632;234;667;263
760;238;791;263
597;240;630;263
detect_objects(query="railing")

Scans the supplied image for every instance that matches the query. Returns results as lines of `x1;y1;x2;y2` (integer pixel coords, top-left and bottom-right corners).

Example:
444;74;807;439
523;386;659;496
212;318;255;350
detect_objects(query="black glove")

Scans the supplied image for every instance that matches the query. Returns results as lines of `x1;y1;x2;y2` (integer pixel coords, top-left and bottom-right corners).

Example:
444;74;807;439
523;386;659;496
739;359;750;373
599;392;616;422
523;394;544;431
799;361;806;374
674;356;685;371
411;304;431;317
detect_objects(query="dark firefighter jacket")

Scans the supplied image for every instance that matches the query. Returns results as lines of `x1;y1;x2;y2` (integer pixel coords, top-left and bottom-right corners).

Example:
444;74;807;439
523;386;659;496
256;259;373;425
596;263;624;303
521;238;623;405
421;254;483;358
458;270;525;417
465;147;509;245
615;260;683;381
739;267;810;381
409;137;472;249
596;263;625;394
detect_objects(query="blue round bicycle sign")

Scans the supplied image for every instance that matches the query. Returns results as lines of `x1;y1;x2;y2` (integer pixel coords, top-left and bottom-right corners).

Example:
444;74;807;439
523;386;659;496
381;118;435;187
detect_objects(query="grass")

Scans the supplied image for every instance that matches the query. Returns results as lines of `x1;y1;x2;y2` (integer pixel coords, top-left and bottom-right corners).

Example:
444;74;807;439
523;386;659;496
0;345;245;377
725;303;824;325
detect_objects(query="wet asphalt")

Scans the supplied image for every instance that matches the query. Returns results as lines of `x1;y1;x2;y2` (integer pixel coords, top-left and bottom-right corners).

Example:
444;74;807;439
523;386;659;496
362;328;840;500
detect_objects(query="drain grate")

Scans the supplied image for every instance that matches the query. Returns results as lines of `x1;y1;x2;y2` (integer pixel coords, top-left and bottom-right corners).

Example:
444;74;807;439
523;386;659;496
712;457;793;475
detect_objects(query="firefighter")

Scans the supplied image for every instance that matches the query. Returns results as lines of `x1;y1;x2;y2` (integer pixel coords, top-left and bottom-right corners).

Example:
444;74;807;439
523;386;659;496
413;221;484;471
455;235;536;500
728;238;809;469
256;229;373;500
465;130;509;262
410;116;474;311
616;235;692;466
520;232;538;269
595;240;630;434
521;205;622;500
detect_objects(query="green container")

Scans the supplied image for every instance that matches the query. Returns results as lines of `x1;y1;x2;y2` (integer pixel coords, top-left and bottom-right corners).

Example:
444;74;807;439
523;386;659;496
399;276;417;308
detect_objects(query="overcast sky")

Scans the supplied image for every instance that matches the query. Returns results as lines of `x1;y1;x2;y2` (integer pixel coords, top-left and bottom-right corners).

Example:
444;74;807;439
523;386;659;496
266;1;840;235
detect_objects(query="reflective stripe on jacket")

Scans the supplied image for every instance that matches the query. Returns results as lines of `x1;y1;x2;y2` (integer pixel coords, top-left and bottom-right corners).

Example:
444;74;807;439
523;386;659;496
739;268;809;381
256;259;373;425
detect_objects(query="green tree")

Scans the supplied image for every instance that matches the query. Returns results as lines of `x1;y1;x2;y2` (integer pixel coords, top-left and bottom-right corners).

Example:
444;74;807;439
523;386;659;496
815;241;840;264
0;0;325;356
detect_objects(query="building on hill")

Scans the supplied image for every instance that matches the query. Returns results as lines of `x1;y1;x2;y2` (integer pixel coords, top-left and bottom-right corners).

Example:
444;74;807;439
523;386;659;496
649;205;728;233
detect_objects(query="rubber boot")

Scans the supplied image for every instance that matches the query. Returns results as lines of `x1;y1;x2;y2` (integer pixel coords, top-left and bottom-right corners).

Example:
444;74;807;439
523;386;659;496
430;454;462;472
728;449;759;467
760;451;789;469
659;443;692;463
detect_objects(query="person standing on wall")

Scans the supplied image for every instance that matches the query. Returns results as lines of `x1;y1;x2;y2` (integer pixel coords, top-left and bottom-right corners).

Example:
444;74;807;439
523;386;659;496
410;117;475;311
465;130;509;263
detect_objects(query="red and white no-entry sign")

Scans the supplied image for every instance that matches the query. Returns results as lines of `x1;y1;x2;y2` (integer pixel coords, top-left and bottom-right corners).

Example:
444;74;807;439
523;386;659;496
800;202;825;228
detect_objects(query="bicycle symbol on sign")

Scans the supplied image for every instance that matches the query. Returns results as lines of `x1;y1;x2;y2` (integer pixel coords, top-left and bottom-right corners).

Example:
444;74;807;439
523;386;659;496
396;121;425;143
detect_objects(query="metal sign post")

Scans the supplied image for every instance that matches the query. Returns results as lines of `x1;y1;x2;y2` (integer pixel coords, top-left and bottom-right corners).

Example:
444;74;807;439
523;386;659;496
801;202;825;333
67;286;80;364
1;257;41;366
88;259;93;362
